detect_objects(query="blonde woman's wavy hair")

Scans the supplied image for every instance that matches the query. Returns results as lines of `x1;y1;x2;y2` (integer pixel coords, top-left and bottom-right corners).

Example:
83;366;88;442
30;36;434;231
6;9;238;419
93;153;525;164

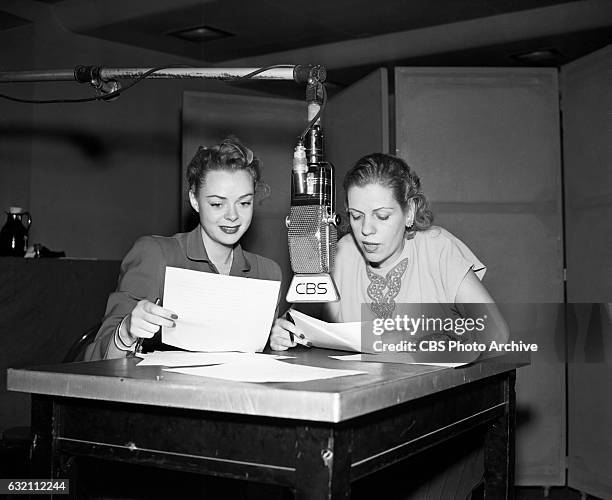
186;136;270;202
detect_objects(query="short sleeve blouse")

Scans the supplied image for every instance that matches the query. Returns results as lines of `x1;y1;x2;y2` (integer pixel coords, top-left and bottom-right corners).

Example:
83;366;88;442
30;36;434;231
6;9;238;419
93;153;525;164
326;226;486;323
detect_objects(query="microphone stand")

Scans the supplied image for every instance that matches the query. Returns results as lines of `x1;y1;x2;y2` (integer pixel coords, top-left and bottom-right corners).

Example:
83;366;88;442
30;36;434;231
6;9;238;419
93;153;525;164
285;71;340;303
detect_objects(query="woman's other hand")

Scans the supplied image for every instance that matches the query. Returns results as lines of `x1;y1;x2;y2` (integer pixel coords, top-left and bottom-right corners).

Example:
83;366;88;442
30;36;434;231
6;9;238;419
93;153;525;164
269;317;303;351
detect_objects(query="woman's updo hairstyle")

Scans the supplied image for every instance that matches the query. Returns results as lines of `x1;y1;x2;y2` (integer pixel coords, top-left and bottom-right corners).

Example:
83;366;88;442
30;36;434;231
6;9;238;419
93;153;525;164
343;153;433;238
186;136;270;200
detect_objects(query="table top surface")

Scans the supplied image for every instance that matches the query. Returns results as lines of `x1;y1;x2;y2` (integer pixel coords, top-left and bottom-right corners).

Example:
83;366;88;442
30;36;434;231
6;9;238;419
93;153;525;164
7;349;524;422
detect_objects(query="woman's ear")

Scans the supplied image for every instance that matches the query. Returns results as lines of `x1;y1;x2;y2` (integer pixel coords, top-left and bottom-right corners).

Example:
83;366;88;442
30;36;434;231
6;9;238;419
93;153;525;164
188;190;200;213
405;199;416;228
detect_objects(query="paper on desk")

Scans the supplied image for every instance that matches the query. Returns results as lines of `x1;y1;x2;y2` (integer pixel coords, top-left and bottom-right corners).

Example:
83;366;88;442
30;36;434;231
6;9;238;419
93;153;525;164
329;354;468;368
288;310;364;352
162;267;280;352
136;351;291;367
164;357;366;383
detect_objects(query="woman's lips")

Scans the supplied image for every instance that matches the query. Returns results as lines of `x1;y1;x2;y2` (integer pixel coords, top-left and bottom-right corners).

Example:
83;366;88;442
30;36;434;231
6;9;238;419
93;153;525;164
220;225;240;234
362;241;380;253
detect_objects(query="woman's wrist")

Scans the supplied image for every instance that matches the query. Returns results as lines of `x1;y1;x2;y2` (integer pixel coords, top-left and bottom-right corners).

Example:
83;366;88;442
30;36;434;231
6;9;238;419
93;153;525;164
113;316;135;351
119;316;136;346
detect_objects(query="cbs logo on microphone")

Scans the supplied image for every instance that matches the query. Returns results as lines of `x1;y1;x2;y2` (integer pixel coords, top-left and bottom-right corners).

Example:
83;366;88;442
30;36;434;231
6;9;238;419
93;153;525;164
286;274;339;303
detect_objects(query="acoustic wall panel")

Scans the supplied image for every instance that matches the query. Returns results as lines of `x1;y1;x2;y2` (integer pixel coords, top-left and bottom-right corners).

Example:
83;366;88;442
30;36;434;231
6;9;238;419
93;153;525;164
395;67;565;485
562;44;612;500
326;69;389;180
325;68;390;234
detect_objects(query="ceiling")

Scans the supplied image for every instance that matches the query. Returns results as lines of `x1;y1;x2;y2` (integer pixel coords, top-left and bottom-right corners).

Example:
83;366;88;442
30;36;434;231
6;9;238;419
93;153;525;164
0;10;31;30
3;0;612;88
58;0;579;62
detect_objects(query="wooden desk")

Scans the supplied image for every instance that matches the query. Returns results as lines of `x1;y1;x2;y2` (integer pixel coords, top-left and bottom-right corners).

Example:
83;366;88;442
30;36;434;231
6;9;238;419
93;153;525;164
7;350;520;499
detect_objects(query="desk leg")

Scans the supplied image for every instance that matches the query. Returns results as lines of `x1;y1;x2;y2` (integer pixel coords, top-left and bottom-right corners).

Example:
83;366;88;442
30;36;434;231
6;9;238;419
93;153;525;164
29;396;53;499
484;372;516;500
30;396;53;478
293;426;352;500
30;396;79;500
54;451;79;500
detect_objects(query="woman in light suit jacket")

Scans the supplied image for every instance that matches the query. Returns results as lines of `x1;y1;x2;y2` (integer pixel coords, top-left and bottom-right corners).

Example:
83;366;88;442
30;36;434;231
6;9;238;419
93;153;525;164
86;137;281;361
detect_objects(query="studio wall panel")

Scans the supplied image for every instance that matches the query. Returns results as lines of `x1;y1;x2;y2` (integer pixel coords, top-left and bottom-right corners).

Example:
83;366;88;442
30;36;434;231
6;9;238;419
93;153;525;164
562;44;612;500
395;67;564;485
325;68;389;181
325;68;390;233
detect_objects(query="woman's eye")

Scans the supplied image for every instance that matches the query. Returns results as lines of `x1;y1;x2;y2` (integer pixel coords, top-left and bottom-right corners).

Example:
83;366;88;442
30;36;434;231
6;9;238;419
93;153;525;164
240;201;252;207
349;213;362;221
210;203;222;208
376;214;390;221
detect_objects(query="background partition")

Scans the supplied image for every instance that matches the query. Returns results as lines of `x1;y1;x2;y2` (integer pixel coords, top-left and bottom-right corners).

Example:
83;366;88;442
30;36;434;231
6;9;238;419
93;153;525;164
394;67;565;486
325;68;390;183
561;44;612;500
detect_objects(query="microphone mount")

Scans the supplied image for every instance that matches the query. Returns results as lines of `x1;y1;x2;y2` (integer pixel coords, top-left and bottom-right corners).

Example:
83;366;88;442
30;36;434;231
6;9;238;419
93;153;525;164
0;64;326;104
0;64;325;84
74;65;121;99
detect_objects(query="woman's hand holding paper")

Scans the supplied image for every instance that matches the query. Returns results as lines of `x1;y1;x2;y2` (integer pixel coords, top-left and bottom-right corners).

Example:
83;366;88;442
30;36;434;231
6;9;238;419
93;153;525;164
269;317;305;351
122;299;178;344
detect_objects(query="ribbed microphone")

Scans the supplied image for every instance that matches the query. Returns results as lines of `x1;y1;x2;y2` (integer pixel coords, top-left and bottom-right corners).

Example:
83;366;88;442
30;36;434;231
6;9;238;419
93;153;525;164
285;126;339;303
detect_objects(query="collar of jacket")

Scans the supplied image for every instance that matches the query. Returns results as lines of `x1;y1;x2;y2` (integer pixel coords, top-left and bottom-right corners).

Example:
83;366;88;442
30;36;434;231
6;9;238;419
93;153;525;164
186;226;251;273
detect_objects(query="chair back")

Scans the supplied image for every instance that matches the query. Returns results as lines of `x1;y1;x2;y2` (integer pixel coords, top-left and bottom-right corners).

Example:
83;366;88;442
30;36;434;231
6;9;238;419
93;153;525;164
63;323;101;363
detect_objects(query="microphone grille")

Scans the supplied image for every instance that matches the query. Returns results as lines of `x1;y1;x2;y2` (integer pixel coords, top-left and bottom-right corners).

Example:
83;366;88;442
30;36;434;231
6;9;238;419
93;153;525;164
288;205;336;274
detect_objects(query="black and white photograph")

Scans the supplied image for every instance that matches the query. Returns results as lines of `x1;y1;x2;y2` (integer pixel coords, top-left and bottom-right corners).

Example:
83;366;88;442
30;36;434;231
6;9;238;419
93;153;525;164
1;1;611;499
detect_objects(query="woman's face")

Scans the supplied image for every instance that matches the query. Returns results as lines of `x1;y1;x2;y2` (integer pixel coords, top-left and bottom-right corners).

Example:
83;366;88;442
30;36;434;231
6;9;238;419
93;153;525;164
189;170;254;249
347;183;413;267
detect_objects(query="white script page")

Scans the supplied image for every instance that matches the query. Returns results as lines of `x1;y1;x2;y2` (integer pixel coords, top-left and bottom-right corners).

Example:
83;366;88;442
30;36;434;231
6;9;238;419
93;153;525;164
164;357;366;383
162;267;280;352
289;310;365;352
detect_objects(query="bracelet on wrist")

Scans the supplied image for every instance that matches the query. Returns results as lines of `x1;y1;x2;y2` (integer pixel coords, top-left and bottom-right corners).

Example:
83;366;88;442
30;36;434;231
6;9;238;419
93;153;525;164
113;316;135;352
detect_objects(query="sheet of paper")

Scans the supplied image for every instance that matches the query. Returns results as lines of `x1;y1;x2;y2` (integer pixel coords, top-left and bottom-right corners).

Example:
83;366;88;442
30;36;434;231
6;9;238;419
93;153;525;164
288;309;364;352
162;267;280;352
164;357;366;383
136;351;291;367
329;354;468;368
